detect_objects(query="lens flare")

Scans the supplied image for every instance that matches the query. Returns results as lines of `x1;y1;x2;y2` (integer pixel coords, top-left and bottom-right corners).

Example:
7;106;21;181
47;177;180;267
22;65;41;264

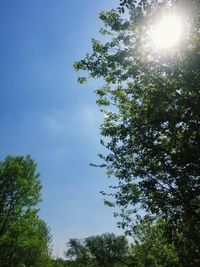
151;15;183;49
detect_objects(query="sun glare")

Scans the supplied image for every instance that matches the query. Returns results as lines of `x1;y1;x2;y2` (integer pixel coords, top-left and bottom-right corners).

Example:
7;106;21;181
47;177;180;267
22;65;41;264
151;15;183;50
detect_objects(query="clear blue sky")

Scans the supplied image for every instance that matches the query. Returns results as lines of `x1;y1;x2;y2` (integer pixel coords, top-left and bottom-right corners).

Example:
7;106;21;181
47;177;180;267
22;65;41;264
0;0;122;257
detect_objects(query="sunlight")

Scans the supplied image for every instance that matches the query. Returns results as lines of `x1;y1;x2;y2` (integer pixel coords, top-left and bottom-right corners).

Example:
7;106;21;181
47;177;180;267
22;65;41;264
150;15;183;50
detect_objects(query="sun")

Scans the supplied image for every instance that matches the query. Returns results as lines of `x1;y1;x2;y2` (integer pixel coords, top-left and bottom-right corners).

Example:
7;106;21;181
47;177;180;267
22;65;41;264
150;15;183;50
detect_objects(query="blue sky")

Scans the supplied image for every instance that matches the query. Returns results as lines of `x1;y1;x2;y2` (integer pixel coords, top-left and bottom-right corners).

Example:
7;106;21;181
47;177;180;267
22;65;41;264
0;0;123;257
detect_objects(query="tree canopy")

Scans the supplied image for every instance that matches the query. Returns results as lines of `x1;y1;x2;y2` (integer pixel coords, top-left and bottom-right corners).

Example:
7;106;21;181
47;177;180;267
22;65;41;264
74;0;200;266
65;233;128;267
85;233;128;267
0;155;51;267
63;228;180;267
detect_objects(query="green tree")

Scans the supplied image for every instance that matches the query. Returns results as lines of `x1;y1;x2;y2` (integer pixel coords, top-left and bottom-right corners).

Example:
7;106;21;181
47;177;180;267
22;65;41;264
0;155;41;236
74;1;200;266
65;233;128;267
65;238;91;266
0;155;51;267
130;220;180;267
51;258;71;267
85;233;128;267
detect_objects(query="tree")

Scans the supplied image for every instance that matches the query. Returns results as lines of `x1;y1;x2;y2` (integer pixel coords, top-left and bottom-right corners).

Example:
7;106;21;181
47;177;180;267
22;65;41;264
130;220;180;267
0;212;52;267
74;0;200;266
0;155;51;267
65;233;128;267
51;258;71;267
65;238;91;266
0;155;41;236
85;233;128;267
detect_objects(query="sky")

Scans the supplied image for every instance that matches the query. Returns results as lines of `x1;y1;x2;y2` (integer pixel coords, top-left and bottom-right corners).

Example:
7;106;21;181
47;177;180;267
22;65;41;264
0;0;123;258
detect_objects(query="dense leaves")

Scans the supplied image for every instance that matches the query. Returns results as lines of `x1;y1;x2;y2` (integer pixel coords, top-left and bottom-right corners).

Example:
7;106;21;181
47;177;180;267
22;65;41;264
65;238;90;266
85;233;128;267
131;220;180;267
0;155;41;236
65;233;128;267
74;0;200;266
0;155;51;267
63;227;181;267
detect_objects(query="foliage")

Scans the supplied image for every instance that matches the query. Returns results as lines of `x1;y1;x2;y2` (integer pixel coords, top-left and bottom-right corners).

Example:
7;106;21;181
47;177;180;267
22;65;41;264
74;0;200;266
0;155;51;267
0;155;41;236
51;258;72;267
65;238;91;266
131;219;180;267
85;233;128;267
63;226;181;267
65;233;128;267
